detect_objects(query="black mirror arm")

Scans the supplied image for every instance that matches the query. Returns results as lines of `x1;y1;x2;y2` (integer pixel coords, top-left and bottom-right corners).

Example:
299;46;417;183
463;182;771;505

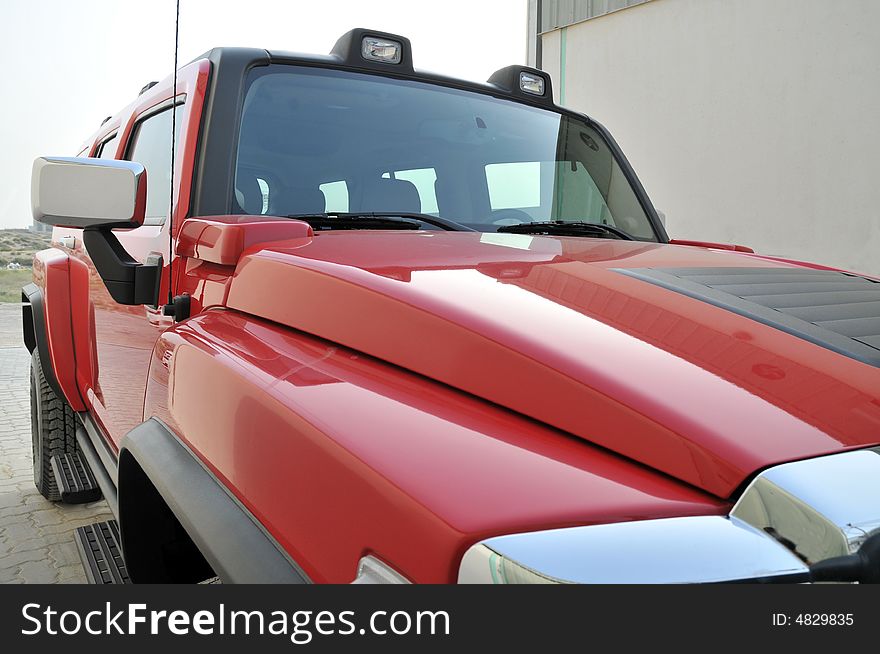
82;227;162;306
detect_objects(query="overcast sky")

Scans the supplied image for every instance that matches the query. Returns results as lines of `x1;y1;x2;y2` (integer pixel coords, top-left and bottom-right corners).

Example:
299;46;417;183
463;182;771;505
0;0;527;228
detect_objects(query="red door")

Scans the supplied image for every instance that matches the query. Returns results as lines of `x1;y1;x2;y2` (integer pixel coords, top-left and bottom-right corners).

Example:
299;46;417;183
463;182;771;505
55;60;209;449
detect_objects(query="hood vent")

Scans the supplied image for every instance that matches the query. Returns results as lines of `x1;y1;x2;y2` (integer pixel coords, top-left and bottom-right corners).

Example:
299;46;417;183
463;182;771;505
615;267;880;368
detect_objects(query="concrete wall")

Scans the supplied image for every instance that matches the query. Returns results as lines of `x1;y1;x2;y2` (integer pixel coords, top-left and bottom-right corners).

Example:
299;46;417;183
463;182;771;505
536;0;880;276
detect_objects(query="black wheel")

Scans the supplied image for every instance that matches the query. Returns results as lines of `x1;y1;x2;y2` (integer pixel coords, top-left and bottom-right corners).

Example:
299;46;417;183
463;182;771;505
30;349;77;501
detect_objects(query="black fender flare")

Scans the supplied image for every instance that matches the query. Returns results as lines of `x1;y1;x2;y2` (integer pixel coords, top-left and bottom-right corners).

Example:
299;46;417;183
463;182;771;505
21;283;65;400
119;418;309;584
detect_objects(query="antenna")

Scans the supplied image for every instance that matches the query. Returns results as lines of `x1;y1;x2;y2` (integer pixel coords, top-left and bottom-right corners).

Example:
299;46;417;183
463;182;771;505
167;0;180;307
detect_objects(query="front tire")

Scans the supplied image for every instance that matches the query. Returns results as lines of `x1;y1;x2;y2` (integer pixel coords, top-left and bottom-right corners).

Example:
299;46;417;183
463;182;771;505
30;349;77;501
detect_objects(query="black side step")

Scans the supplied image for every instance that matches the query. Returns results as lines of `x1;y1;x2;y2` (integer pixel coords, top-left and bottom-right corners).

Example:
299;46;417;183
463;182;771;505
74;521;131;584
50;452;102;504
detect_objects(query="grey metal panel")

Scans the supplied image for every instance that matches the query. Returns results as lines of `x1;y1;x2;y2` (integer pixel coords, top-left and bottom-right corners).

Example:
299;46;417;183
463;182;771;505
745;290;880;309
858;335;880;349
682;271;851;285
815;316;880;338
642;266;829;277
715;281;872;296
785;301;880;322
614;267;880;367
558;0;575;26
540;0;653;32
574;0;592;23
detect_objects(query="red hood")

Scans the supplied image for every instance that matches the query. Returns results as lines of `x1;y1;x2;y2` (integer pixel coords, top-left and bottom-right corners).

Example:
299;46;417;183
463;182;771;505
225;232;880;498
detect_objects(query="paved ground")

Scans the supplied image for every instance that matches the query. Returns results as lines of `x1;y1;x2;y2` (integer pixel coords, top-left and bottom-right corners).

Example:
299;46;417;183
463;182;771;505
0;303;112;584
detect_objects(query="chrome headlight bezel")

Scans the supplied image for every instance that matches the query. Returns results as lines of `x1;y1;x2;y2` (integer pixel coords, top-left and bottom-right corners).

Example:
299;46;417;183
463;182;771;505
459;515;809;584
460;447;880;584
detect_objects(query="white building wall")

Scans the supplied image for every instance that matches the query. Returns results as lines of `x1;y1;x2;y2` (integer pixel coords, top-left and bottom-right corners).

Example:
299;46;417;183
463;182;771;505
536;0;880;276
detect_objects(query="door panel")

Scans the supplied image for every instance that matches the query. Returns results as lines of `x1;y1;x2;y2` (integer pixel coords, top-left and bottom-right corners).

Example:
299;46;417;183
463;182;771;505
54;59;210;448
87;104;180;447
81;227;170;448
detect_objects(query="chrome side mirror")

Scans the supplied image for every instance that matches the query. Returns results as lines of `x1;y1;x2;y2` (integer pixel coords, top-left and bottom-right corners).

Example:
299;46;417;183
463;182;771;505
31;156;160;306
31;157;146;229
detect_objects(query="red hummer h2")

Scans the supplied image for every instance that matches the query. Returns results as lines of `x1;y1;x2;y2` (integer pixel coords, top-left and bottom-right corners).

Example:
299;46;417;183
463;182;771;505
25;29;880;584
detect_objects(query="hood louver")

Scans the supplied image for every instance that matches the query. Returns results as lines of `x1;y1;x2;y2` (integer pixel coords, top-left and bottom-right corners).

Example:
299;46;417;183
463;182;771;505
616;267;880;367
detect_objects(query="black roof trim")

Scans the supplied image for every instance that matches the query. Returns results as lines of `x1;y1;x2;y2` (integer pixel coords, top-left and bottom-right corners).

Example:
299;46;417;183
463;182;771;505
263;50;561;113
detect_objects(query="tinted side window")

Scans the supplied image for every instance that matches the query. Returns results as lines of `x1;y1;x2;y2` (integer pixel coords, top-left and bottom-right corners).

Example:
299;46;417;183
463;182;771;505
96;133;121;159
126;105;182;223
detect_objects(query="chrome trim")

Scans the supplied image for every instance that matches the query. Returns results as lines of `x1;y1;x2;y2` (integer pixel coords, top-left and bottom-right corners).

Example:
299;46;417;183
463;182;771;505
351;555;410;584
459;447;880;583
31;156;146;228
459;516;808;584
732;447;880;563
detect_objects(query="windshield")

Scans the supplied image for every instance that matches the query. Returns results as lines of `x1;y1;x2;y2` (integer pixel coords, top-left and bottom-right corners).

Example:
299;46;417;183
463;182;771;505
234;66;658;240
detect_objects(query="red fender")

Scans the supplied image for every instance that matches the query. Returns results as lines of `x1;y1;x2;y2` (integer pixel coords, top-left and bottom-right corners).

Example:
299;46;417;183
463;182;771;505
32;249;87;411
68;254;98;400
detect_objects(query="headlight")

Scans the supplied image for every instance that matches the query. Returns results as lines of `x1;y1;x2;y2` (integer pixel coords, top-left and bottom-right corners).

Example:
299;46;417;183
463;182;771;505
458;516;809;584
460;447;880;584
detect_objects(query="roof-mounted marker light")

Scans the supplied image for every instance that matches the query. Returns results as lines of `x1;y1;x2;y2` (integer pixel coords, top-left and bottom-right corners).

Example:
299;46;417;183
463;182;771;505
362;36;402;64
331;29;413;72
519;71;545;96
487;66;553;104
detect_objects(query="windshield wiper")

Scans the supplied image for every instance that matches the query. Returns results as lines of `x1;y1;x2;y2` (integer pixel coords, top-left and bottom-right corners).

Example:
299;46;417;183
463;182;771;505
287;213;420;231
497;221;634;240
287;212;474;232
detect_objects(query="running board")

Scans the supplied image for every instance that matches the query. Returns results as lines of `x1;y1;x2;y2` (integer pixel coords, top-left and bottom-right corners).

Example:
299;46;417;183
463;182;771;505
50;452;101;504
74;521;131;584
